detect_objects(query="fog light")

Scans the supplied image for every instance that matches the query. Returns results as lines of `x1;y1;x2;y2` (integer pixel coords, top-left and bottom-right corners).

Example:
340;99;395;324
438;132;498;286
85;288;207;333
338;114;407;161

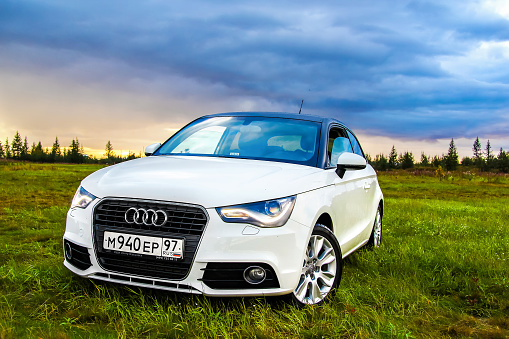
244;266;266;284
64;242;73;261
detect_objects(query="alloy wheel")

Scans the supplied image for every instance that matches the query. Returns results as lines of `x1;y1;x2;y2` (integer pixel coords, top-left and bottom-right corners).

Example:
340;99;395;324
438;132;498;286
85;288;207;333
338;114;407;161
372;210;382;247
293;233;337;304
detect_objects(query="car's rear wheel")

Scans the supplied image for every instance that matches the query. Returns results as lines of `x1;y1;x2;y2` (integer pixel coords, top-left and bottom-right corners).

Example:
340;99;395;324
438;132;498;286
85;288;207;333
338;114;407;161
367;206;382;248
291;224;342;306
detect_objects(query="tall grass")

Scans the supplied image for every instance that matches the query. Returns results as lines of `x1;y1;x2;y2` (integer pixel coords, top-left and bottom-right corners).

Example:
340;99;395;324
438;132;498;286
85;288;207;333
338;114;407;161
0;161;508;338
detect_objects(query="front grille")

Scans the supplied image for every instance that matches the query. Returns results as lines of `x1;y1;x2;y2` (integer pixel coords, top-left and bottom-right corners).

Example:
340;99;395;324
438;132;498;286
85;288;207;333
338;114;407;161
93;198;208;280
201;263;280;289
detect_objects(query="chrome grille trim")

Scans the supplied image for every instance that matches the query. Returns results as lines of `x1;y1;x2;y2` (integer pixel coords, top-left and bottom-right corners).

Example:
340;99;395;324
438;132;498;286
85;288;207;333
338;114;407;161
93;198;208;281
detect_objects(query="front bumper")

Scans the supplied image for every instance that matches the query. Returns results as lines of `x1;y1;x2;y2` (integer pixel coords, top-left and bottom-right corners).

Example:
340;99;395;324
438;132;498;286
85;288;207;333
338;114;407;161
63;199;311;297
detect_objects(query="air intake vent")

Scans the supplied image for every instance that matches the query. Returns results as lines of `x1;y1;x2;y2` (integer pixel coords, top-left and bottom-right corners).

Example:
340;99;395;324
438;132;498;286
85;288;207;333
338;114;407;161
64;240;92;271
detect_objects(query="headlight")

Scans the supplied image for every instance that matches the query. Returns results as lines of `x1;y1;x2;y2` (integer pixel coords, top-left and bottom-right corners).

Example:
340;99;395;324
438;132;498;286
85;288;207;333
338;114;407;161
70;186;97;209
216;196;296;228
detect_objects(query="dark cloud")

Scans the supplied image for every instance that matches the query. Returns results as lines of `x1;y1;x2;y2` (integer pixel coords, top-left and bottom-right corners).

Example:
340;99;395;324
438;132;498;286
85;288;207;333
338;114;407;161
1;0;508;141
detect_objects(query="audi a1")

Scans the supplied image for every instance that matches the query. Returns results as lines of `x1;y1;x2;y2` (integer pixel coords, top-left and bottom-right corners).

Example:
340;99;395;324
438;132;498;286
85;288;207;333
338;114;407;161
63;112;383;305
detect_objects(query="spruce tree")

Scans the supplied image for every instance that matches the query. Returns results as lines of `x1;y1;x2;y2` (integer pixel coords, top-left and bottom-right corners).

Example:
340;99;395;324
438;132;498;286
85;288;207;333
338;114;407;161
485;140;494;170
445;138;459;171
11;131;22;159
473;137;482;158
400;151;414;169
420;152;429;166
388;145;398;169
105;140;114;159
497;148;509;173
68;138;83;163
51;137;61;162
375;154;388;171
52;137;61;155
31;141;45;162
473;137;484;170
0;141;4;158
4;138;11;158
21;136;29;160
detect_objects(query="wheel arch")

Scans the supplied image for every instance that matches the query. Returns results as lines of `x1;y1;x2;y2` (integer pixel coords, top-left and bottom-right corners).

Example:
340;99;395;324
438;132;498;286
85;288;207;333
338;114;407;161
378;198;384;217
315;213;333;232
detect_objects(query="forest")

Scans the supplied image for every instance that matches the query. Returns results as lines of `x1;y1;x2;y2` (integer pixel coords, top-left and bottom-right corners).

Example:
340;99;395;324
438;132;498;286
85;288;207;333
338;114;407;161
1;131;508;173
0;132;136;164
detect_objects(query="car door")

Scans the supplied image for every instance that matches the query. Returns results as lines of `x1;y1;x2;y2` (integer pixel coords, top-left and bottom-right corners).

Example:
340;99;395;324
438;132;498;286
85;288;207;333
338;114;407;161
346;129;378;247
327;126;371;256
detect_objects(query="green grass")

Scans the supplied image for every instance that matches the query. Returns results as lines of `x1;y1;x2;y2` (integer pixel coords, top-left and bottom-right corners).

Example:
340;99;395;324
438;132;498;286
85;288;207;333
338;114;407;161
0;161;508;338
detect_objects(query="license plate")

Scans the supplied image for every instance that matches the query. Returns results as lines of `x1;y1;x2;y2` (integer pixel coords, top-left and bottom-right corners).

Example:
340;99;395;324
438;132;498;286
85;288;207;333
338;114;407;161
103;231;184;259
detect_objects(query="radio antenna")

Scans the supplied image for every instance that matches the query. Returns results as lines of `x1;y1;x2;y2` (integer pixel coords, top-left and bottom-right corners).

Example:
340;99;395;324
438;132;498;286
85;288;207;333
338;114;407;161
298;99;304;114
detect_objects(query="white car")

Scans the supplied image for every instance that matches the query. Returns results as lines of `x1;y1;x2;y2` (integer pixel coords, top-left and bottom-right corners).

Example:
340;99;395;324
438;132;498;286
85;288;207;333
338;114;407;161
63;112;383;305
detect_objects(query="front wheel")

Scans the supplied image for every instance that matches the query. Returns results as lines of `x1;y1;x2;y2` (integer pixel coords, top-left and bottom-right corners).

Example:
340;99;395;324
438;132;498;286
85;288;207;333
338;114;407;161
367;206;382;248
291;224;342;306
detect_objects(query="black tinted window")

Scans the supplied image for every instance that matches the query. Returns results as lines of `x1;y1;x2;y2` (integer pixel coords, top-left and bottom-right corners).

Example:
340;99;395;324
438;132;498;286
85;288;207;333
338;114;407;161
327;127;352;167
347;130;364;157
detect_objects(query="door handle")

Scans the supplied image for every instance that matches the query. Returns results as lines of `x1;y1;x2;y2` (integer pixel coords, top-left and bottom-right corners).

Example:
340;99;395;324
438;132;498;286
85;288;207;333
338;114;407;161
364;181;371;190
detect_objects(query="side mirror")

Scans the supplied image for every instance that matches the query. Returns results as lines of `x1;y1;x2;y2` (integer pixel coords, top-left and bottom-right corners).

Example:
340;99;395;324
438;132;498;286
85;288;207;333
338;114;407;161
144;143;161;156
335;153;367;178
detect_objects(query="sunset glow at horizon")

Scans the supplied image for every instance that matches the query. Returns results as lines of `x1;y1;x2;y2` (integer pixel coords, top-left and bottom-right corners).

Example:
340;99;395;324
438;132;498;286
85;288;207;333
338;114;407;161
1;0;508;160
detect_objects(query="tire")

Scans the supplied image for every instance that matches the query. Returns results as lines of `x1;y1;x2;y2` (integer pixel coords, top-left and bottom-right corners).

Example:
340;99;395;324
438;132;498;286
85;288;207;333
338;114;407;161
367;206;382;248
291;224;343;306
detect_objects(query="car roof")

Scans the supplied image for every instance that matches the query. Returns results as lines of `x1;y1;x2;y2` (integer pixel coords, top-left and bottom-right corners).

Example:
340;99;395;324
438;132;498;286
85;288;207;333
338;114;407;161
203;111;344;126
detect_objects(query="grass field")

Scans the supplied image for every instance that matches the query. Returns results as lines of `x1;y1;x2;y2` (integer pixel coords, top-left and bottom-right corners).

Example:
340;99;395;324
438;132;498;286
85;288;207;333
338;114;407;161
0;161;508;338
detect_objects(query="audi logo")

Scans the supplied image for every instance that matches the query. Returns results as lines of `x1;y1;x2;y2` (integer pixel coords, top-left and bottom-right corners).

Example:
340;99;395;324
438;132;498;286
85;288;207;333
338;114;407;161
124;207;168;227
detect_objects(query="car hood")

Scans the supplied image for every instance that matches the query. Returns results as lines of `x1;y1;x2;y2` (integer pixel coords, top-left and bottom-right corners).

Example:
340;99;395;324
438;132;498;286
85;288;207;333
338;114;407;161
82;156;328;208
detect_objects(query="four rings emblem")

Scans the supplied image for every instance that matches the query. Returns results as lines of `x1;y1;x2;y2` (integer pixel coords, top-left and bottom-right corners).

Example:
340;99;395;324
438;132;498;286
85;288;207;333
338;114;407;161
124;207;168;227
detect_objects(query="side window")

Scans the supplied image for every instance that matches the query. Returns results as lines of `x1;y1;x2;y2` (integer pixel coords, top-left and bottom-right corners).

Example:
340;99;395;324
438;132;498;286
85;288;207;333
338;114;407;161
327;127;352;167
347;130;364;157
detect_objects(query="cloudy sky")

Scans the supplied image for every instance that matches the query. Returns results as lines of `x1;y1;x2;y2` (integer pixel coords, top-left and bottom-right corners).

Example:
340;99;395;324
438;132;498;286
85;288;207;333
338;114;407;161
1;0;508;158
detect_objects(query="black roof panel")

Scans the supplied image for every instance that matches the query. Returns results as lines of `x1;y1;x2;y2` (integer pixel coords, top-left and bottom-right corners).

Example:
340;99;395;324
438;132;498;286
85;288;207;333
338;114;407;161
203;111;343;126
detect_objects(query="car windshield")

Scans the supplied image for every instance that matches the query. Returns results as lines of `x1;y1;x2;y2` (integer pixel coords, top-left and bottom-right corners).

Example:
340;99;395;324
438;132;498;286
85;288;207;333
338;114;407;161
154;116;321;166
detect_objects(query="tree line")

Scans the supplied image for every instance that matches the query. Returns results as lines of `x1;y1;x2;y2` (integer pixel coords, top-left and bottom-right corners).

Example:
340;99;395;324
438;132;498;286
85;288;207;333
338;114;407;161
2;131;508;172
0;131;138;164
368;138;509;173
